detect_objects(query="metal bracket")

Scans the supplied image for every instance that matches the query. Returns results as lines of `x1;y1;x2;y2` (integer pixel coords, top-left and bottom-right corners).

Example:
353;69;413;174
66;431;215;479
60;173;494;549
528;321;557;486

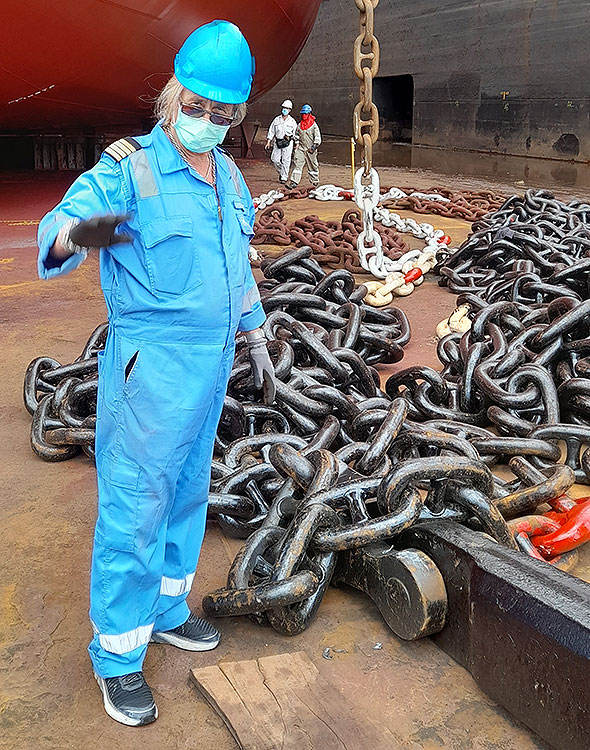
399;521;590;750
334;542;447;640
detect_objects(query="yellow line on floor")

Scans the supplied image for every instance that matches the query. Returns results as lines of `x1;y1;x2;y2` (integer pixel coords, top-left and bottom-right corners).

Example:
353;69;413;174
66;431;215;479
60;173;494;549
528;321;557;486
0;280;45;292
0;220;40;225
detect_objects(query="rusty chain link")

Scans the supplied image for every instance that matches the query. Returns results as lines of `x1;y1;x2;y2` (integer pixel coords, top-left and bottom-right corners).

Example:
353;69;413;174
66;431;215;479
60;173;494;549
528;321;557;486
353;0;380;176
253;183;505;222
251;205;412;273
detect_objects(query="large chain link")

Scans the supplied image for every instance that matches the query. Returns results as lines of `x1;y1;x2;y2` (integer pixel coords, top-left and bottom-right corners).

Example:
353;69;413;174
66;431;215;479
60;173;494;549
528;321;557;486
352;0;385;280
353;0;380;177
354;166;383;271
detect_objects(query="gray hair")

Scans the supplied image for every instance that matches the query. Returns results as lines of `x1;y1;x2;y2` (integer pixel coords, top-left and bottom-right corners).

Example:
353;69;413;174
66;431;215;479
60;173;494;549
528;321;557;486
154;75;247;127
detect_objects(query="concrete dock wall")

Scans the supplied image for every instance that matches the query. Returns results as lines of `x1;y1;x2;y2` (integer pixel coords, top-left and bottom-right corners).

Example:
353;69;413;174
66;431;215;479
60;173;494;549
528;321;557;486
249;0;590;162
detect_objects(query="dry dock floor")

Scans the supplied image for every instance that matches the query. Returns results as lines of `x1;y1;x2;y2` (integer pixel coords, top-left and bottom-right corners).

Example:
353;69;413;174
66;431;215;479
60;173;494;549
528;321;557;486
1;160;588;749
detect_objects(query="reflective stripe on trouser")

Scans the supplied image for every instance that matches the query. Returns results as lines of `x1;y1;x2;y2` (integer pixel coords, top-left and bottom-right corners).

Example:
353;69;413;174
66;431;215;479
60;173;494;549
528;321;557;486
88;329;235;678
270;143;293;182
289;146;319;186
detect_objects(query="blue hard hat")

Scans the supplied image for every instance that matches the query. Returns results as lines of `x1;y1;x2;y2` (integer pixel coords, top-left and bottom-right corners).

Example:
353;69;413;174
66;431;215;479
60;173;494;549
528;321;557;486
300;104;312;114
174;20;255;104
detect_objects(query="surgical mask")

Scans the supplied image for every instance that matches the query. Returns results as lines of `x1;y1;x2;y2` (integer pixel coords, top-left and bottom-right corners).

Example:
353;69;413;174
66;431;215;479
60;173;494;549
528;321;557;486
281;108;290;116
174;107;230;153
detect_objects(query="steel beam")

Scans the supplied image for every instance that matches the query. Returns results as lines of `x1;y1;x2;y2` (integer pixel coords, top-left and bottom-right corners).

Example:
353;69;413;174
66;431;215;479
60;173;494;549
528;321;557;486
399;521;590;750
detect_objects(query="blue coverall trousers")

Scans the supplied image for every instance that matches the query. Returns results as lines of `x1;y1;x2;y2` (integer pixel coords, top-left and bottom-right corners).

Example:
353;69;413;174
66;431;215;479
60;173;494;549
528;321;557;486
88;326;235;676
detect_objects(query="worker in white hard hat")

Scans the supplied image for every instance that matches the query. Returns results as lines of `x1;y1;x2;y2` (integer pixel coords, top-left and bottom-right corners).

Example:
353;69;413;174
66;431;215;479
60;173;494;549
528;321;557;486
265;99;297;184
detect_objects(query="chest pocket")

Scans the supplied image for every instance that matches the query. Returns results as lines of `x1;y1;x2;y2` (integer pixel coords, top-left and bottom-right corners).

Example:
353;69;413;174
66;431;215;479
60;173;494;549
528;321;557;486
141;215;201;296
233;199;254;239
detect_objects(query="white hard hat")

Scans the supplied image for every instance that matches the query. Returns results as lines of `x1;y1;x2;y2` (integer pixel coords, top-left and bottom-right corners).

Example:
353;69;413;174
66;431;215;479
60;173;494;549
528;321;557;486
281;99;293;109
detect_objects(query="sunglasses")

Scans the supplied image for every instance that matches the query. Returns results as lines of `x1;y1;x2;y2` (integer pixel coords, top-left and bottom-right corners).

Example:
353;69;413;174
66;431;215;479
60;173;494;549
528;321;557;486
179;103;235;127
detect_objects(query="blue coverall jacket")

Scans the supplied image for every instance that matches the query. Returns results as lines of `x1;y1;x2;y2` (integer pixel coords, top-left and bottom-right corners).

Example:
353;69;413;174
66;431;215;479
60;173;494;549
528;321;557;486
37;123;265;677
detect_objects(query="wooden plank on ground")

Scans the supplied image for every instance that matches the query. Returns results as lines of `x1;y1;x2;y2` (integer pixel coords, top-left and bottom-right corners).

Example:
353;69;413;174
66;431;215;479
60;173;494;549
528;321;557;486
190;650;399;750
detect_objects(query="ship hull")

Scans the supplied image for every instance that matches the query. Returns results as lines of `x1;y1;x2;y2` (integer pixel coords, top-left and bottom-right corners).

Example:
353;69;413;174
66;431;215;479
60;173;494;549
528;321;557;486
1;1;321;133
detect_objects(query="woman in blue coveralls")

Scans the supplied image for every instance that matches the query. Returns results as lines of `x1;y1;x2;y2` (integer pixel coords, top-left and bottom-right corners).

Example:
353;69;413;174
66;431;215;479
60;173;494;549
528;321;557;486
37;20;276;726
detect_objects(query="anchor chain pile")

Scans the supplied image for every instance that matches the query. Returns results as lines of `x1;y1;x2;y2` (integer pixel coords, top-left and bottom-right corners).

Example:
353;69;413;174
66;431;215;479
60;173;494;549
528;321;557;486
388;296;590;480
23;248;410;464
23;192;590;637
437;188;590;302
253;183;504;222
381;186;505;222
198;251;584;632
394;190;590;482
203;258;590;633
252;205;417;272
383;189;590;569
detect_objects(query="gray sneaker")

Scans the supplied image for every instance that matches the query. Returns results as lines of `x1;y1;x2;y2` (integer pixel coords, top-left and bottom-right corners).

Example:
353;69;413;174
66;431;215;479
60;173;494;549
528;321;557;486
151;612;220;652
94;671;157;726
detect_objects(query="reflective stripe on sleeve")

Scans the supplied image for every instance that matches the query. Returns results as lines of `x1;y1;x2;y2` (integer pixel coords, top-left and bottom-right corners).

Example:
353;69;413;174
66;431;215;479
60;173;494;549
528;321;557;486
39;215;60;247
160;571;195;597
241;284;261;314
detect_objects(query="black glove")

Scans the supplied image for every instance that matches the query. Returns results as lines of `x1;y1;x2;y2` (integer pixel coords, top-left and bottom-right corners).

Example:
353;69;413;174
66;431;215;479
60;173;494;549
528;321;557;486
69;214;131;249
309;144;318;153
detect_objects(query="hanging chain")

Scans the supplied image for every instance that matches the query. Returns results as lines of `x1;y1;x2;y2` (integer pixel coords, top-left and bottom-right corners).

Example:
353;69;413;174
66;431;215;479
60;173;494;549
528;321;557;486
352;0;383;273
353;0;380;177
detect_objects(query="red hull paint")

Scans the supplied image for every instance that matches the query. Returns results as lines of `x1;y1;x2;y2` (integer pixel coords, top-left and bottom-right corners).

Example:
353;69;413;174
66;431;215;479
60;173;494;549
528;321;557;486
1;1;320;132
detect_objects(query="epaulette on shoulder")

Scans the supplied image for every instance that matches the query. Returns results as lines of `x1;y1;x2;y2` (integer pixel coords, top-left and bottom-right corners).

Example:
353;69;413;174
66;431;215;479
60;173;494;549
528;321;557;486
103;137;142;162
